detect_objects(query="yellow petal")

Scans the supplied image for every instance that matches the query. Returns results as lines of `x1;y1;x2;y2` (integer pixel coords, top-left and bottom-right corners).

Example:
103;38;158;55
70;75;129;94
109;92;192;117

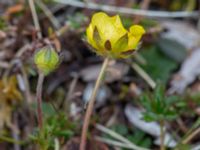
86;24;106;55
129;25;145;42
86;23;97;49
91;12;127;45
127;33;138;50
113;33;128;52
110;15;127;37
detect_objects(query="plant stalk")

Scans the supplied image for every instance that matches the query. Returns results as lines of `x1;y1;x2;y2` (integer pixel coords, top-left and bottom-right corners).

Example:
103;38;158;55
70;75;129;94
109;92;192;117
182;126;200;144
28;0;42;39
36;72;45;129
79;57;109;150
0;136;24;145
160;120;165;150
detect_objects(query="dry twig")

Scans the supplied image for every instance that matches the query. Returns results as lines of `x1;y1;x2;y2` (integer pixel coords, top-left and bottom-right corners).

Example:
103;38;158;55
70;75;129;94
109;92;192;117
96;124;150;150
54;0;199;18
28;0;42;39
95;136;138;150
130;62;156;89
35;0;61;29
133;0;151;23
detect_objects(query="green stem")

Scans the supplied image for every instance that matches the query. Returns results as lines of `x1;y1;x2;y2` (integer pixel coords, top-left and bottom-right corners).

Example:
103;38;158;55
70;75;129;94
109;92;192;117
36;72;45;129
0;136;24;145
160;120;165;150
79;57;109;150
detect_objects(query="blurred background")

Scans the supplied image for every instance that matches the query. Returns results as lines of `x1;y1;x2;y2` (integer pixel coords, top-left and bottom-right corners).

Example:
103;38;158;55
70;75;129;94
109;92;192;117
0;0;200;150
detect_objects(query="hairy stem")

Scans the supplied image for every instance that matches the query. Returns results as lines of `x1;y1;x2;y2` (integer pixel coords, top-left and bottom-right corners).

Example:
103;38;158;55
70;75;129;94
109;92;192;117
80;57;109;150
160;120;165;150
36;72;45;129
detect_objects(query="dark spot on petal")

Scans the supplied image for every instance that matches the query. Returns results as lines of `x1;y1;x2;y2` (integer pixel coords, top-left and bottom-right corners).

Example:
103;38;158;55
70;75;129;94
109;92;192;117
93;26;101;45
121;49;135;56
104;40;112;50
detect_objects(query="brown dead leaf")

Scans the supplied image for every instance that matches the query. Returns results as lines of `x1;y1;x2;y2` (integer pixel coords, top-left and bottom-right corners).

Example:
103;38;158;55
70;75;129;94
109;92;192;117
0;76;22;130
4;4;24;19
52;37;61;53
168;48;200;94
0;100;12;130
80;62;129;83
2;76;23;101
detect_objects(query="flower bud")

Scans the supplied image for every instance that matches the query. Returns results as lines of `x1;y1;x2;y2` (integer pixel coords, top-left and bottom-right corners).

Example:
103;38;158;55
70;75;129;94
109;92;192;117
34;46;59;75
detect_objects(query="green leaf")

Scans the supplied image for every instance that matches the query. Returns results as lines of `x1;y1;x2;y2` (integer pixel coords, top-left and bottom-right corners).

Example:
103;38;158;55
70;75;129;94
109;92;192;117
175;143;191;150
54;130;74;138
157;38;187;63
31;102;56;117
111;124;128;136
126;130;152;149
140;84;178;122
67;12;87;29
140;46;177;83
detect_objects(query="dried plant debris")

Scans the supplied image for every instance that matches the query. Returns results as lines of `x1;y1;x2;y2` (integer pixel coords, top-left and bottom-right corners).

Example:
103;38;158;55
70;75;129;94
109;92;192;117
80;62;129;83
156;20;200;93
160;20;200;50
157;20;200;63
125;105;177;148
83;83;111;108
168;48;200;94
0;76;22;130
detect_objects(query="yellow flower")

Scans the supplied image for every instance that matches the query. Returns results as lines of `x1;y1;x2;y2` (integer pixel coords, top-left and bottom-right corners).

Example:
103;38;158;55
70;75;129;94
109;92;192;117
34;46;59;75
86;12;145;58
